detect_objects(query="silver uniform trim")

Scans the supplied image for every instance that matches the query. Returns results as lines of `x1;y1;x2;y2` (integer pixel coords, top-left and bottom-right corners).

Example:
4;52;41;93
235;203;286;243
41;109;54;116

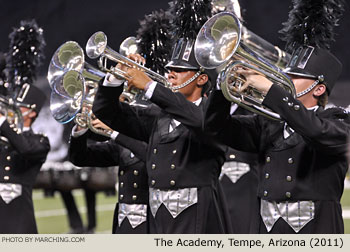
261;199;315;233
219;161;250;183
149;187;198;218
0;183;22;204
283;123;295;139
118;203;147;229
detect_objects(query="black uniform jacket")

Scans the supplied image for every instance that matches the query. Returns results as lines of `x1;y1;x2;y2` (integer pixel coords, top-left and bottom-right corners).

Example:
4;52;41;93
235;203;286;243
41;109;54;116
205;84;350;203
68;132;148;205
0;121;50;234
93;83;226;190
221;145;260;234
93;83;232;233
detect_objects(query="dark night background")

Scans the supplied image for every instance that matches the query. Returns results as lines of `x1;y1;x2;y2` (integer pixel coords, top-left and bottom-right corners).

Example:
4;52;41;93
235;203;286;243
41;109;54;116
1;0;349;106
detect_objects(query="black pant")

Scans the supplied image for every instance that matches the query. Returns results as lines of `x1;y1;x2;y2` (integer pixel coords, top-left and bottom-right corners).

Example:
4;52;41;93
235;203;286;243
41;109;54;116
60;189;96;231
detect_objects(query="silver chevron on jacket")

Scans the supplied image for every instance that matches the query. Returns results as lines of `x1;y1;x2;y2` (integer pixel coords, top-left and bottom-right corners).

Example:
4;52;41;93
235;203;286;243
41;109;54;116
149;187;198;218
118;203;147;228
0;183;22;204
261;199;315;233
219;161;250;183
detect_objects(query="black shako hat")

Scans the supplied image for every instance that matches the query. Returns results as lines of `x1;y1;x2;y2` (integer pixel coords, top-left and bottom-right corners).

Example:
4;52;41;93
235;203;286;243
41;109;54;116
280;0;345;94
165;38;217;96
165;38;201;71
16;84;46;114
285;46;342;93
4;19;46;113
166;0;215;94
165;0;213;71
136;9;173;76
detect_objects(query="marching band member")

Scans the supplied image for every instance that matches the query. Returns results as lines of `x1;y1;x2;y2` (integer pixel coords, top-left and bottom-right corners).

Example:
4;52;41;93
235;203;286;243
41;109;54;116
68;118;149;234
0;20;50;234
93;0;232;234
0;85;49;234
67;7;174;234
219;108;260;234
203;0;350;233
212;0;261;234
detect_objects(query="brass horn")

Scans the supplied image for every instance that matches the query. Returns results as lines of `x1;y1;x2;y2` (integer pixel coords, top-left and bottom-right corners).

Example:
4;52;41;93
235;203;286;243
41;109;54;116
119;36;140;56
86;31;170;87
194;12;295;120
118;36;149;107
48;42;112;137
212;0;242;20
50;69;113;138
211;1;290;68
48;41;104;87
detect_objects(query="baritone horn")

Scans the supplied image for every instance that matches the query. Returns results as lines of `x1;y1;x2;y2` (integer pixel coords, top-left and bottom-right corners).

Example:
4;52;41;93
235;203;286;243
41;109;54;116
48;42;113;137
194;12;295;120
85;31;170;87
211;1;290;68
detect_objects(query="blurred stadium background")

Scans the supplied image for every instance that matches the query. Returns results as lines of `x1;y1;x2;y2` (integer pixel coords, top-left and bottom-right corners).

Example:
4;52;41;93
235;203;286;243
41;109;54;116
33;189;118;234
1;0;349;234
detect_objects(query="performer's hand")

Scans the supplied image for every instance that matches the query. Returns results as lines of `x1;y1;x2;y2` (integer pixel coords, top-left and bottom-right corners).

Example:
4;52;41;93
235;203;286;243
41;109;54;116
74;125;84;132
236;68;273;94
125;68;152;91
128;53;146;66
117;53;146;74
91;118;112;131
111;53;143;80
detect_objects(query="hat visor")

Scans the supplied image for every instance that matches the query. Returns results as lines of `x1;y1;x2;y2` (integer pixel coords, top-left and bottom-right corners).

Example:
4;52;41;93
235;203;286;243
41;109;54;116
165;60;199;71
284;67;317;79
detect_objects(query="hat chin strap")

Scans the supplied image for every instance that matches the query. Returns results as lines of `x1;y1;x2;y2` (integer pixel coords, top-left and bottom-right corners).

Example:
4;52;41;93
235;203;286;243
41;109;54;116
21;108;34;117
170;70;203;91
296;79;320;98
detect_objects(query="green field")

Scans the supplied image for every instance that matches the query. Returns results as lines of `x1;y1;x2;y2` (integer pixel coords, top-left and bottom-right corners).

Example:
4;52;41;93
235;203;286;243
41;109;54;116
34;189;118;234
33;188;350;234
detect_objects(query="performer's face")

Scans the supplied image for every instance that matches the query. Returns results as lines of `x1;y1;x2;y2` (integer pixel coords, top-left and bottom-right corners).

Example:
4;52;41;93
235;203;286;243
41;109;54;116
291;76;316;95
290;75;325;107
167;69;199;95
20;107;36;126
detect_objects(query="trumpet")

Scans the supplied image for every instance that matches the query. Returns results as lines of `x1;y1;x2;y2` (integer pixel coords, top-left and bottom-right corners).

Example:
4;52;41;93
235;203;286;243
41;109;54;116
86;31;170;87
119;36;140;56
48;41;112;138
117;36;150;107
194;12;295;120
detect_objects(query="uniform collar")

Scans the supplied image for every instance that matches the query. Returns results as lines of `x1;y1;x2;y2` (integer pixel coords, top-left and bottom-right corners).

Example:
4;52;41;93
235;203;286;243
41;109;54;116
22;127;31;132
307;105;319;112
193;97;202;106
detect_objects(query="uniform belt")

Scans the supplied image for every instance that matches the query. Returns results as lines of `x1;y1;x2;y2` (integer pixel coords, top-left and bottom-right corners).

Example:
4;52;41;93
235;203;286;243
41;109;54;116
226;149;259;165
